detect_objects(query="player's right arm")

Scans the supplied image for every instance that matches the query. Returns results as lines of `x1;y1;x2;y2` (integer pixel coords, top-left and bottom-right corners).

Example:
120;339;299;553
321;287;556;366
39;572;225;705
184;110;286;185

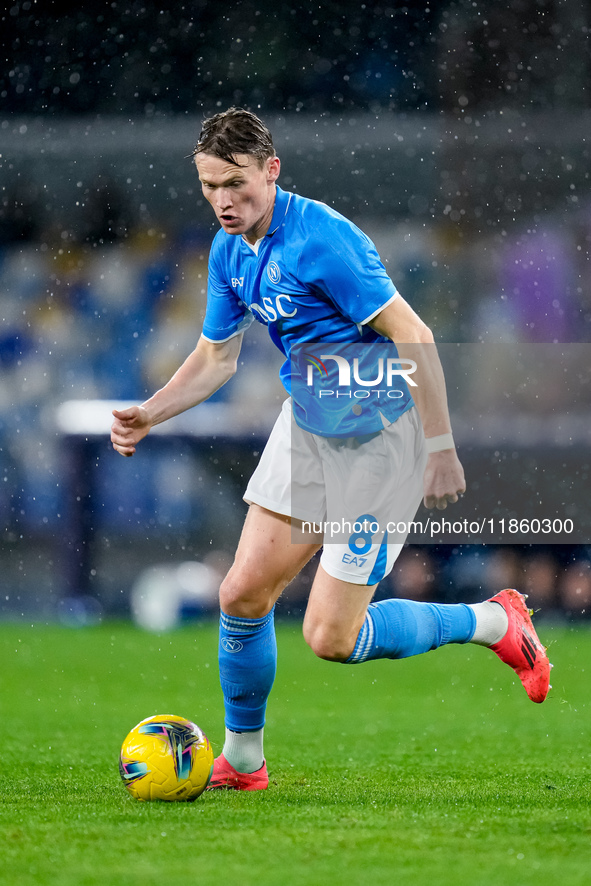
369;296;465;510
110;333;243;457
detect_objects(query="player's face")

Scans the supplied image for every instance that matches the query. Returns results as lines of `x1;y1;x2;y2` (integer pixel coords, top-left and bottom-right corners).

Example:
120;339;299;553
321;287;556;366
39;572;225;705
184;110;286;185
195;153;280;244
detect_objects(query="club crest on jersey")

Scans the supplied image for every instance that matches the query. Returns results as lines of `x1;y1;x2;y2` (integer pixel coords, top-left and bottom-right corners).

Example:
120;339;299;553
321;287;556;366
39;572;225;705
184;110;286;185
267;261;281;284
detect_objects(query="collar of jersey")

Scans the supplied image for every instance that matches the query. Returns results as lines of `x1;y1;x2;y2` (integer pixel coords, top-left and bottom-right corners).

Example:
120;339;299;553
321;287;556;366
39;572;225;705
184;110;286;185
240;186;292;252
266;185;293;237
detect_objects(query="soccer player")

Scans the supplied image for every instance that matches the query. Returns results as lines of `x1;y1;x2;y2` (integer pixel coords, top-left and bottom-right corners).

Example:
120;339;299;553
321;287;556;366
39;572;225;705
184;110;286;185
111;108;551;791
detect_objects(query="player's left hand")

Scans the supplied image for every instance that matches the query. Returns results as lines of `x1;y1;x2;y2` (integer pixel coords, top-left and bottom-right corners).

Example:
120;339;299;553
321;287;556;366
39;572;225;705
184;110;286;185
423;449;466;510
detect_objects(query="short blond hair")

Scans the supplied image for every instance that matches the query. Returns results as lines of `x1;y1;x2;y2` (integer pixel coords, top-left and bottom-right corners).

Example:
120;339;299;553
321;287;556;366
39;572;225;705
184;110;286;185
192;107;275;168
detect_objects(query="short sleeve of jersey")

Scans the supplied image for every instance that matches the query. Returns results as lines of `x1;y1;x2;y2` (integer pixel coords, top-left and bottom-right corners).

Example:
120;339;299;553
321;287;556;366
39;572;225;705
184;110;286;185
298;213;397;325
202;236;253;342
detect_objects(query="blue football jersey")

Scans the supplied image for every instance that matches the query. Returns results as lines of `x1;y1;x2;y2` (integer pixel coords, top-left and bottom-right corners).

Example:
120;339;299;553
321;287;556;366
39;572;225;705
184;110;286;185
202;185;414;436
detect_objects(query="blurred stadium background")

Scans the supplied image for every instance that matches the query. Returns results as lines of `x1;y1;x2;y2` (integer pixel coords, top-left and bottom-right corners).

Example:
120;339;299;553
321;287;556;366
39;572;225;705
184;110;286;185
1;0;590;627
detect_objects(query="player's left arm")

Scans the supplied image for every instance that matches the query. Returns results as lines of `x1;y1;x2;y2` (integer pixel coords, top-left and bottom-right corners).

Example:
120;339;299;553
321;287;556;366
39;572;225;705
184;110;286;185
369;295;465;510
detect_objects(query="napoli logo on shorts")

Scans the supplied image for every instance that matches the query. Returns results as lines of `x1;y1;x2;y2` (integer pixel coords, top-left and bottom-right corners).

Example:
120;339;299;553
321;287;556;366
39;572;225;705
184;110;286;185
221;637;244;653
267;261;281;284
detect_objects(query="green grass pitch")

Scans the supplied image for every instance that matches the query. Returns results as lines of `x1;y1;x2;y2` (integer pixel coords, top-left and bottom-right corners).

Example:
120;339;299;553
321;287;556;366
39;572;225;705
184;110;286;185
1;619;590;886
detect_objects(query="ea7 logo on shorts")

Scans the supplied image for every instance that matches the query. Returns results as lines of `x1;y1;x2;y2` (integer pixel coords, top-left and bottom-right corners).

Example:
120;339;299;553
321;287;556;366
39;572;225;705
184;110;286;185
342;553;368;567
232;278;244;287
267;261;281;284
221;637;244;653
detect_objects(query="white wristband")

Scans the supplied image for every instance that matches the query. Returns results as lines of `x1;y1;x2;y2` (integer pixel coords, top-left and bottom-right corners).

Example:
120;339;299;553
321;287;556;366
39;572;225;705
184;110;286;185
425;433;455;454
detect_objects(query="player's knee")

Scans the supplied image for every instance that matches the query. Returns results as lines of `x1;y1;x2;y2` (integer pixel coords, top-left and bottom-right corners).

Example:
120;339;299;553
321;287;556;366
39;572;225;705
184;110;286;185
302;621;355;662
218;572;273;619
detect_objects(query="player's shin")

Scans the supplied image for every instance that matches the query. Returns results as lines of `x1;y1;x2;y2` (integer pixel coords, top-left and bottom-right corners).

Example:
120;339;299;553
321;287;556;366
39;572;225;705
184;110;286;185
345;598;476;663
218;607;277;772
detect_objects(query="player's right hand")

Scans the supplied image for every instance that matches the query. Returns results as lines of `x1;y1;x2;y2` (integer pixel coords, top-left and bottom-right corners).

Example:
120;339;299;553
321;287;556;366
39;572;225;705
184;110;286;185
111;406;152;457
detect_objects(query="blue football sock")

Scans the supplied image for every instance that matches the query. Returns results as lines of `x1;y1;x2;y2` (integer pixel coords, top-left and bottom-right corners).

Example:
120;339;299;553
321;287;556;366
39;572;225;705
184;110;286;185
346;598;476;664
219;607;277;732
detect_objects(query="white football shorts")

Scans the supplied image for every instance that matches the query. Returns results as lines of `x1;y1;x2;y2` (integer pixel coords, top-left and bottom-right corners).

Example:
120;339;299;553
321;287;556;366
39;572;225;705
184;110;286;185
244;398;427;585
